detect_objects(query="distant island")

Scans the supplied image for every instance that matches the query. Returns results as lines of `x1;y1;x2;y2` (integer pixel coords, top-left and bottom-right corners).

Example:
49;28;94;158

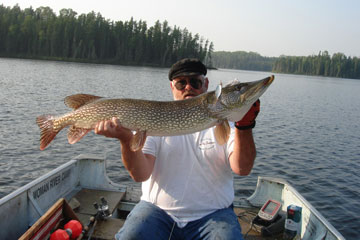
1;4;359;79
213;51;360;80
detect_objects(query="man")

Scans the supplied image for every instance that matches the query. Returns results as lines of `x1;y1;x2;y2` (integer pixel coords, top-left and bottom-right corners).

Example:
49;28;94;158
94;58;260;240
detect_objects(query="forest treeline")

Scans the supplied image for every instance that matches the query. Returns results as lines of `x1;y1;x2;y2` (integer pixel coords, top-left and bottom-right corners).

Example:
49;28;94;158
212;51;275;71
272;51;360;79
0;4;213;67
213;51;360;79
1;5;359;79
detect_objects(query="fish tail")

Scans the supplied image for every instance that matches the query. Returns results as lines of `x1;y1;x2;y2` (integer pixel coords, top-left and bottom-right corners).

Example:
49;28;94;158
36;115;60;150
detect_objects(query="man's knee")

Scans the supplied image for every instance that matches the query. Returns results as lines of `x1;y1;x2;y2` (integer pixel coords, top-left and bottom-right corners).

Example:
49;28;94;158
199;207;243;240
115;201;174;240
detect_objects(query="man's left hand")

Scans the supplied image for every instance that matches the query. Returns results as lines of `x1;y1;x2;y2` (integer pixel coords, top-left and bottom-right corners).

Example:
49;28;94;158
235;99;260;130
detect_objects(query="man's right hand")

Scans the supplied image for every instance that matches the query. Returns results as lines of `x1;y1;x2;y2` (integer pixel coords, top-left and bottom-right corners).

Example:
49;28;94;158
94;117;133;143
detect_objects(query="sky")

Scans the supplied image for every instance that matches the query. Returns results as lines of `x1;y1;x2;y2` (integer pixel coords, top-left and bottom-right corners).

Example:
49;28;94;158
3;0;360;57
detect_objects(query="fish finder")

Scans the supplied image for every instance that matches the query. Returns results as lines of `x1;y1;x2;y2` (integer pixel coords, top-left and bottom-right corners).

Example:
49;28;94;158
251;199;285;237
258;199;282;222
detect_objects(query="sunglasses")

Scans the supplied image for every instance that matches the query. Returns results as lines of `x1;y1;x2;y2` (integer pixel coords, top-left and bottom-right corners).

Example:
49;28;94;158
172;78;203;90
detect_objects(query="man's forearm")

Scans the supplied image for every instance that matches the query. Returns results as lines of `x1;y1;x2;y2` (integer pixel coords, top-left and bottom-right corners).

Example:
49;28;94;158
229;129;256;176
120;140;155;182
94;118;155;182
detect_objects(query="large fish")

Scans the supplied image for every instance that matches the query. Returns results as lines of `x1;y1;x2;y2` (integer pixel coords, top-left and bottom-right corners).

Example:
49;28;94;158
37;75;274;151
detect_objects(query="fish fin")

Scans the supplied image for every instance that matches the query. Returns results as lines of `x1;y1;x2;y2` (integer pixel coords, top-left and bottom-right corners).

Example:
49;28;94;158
214;120;230;145
36;115;61;150
67;126;91;144
64;94;103;109
209;110;228;120
215;82;222;99
130;130;147;152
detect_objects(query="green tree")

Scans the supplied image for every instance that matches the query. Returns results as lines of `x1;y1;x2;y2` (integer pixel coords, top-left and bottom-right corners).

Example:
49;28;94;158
0;4;214;67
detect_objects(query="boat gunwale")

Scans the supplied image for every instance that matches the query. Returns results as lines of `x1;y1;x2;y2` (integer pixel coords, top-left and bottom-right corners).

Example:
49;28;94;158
0;159;77;205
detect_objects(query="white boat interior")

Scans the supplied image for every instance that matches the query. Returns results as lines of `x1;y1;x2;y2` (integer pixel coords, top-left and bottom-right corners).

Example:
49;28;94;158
0;155;345;240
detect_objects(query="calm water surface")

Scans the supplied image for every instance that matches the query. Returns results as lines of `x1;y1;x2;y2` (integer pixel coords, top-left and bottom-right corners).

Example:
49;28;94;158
0;58;359;239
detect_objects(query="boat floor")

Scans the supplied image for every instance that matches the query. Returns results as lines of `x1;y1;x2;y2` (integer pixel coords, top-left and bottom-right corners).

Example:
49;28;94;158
68;188;280;240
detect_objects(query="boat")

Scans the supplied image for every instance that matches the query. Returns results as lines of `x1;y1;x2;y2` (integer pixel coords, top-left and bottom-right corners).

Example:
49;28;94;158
0;154;345;239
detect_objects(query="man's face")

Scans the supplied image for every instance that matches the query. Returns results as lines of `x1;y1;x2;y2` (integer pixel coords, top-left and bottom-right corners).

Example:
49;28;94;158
170;75;209;100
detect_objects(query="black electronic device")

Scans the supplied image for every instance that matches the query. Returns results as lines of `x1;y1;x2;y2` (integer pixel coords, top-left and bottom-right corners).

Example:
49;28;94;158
251;199;285;237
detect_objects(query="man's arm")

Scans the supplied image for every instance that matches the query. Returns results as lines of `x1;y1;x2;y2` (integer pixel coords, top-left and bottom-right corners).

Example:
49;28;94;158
94;117;155;182
229;100;260;176
229;129;256;176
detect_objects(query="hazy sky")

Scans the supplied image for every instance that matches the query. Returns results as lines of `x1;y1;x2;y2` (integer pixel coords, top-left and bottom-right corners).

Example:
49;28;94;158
3;0;360;57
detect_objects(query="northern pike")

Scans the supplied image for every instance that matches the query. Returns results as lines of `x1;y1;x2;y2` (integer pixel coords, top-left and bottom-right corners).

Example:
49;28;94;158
37;75;274;151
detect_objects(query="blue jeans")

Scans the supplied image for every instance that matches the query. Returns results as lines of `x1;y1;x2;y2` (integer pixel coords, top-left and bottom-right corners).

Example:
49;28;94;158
115;200;243;240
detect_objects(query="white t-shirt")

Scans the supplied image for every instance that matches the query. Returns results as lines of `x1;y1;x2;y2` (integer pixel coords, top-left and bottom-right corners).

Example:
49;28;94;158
141;125;236;226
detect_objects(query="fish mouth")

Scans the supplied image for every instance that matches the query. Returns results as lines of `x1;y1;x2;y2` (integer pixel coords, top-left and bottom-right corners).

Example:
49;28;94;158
252;75;274;89
242;75;274;102
265;75;274;86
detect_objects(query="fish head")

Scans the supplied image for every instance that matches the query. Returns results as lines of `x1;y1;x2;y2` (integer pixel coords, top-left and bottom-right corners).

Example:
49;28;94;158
209;75;274;122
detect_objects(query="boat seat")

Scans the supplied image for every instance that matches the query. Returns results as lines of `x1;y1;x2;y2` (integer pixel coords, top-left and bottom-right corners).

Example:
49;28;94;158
70;188;125;239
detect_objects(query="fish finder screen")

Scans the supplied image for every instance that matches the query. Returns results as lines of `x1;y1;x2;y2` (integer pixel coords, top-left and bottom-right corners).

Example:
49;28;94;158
264;201;277;214
258;199;281;221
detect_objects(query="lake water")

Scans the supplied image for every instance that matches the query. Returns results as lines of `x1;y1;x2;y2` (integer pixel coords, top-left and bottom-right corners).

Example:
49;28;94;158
0;58;359;239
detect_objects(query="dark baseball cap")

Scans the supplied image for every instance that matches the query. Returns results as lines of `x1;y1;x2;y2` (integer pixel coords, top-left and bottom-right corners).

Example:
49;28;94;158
168;58;207;80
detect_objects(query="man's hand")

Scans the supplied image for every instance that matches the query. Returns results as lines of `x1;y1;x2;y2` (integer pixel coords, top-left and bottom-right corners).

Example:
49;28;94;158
95;117;154;182
94;117;133;143
235;99;260;130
